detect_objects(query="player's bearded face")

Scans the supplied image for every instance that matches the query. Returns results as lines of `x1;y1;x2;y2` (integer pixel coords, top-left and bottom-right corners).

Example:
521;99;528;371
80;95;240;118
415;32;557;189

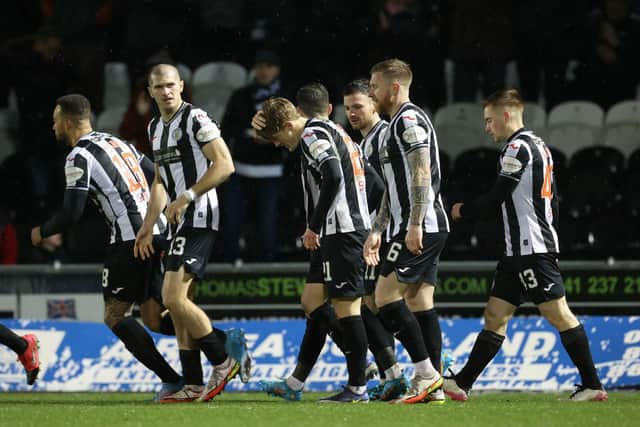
368;73;392;115
344;93;373;130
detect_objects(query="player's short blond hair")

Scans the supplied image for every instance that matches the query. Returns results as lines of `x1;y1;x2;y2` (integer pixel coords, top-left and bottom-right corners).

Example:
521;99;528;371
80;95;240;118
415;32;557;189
257;97;299;140
484;89;524;111
147;63;181;85
370;59;413;86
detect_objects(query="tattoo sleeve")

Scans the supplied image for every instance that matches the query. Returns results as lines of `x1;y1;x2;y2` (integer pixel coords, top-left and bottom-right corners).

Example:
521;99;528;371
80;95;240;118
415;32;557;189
407;147;431;226
372;189;391;234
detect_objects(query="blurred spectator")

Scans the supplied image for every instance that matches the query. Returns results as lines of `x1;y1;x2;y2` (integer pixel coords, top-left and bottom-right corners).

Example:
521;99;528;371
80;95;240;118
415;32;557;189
118;79;154;157
4;26;69;220
573;0;640;109
359;0;447;111
0;205;18;264
448;0;514;102
43;0;112;112
220;50;286;262
514;1;590;108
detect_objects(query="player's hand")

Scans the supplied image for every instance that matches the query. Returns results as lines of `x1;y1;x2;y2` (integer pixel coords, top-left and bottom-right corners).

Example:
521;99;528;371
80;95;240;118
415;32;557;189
364;232;382;266
251;111;267;131
30;227;43;247
302;228;320;251
451;203;463;221
405;225;423;255
134;223;155;260
165;195;189;225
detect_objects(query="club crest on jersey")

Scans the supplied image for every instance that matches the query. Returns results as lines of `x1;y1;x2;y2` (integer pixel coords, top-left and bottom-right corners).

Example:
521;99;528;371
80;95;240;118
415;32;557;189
402;126;428;145
172;128;183;140
364;141;374;159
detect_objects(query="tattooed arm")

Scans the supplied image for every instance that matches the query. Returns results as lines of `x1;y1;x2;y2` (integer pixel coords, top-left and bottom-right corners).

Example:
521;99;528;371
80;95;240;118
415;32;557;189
405;146;431;254
372;188;391;235
407;147;431;226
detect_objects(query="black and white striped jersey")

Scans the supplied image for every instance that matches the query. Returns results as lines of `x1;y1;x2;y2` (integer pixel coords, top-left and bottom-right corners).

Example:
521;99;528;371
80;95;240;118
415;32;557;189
379;102;449;238
64;131;163;244
499;129;560;256
360;119;388;178
148;102;222;231
300;118;371;236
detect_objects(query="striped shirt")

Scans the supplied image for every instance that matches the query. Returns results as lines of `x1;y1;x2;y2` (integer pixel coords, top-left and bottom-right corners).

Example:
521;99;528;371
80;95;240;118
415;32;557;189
379;102;449;239
361;119;388;178
148;102;221;231
65;131;163;244
499;129;560;256
300;119;371;236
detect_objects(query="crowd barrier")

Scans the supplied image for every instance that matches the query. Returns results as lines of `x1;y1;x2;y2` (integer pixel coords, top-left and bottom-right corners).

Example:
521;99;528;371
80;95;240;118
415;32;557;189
1;316;638;392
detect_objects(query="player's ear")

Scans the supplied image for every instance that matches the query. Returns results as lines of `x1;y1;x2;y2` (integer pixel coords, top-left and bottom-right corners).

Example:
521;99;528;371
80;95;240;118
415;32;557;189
179;79;184;93
327;103;333;117
392;81;401;96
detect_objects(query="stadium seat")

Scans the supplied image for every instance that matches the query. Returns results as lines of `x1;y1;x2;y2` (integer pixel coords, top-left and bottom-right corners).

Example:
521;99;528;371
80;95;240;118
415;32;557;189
434;103;487;159
96;107;127;136
448;147;501;202
547;101;604;158
199;101;227;124
192;61;248;121
104;62;131;109
603;100;640;157
331;104;347;127
177;63;193;85
563;146;624;219
523;102;547;138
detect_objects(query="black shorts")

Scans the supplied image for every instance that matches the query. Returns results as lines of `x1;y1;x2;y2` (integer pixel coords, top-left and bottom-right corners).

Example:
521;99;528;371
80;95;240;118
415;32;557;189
102;240;163;305
364;241;389;295
380;232;448;285
305;230;367;298
306;250;324;284
491;253;566;306
165;227;216;280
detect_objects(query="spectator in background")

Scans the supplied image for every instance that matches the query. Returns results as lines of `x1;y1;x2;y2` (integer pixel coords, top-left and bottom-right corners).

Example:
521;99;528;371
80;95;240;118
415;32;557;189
118;78;154;158
0;205;18;264
43;0;111;112
448;0;514;102
513;1;589;108
360;0;447;112
220;50;285;263
574;0;640;109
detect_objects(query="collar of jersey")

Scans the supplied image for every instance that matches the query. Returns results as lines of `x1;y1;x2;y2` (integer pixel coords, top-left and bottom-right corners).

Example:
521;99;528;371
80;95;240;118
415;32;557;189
162;102;187;126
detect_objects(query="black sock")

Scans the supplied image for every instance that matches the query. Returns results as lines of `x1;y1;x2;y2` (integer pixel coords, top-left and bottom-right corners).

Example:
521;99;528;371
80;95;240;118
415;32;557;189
560;324;602;389
378;300;428;363
197;331;228;365
292;308;330;382
339;315;368;387
414;309;442;373
315;303;346;353
159;314;176;336
111;317;181;383
179;349;203;385
361;305;396;374
0;324;27;354
456;329;505;390
212;326;227;345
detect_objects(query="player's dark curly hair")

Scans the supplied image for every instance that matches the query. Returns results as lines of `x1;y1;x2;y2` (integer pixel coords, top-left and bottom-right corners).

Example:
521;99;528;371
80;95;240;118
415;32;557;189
342;79;369;96
296;82;329;118
56;94;91;121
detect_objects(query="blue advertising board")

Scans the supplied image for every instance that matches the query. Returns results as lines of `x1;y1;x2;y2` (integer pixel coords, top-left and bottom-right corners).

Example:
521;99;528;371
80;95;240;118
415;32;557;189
1;316;638;392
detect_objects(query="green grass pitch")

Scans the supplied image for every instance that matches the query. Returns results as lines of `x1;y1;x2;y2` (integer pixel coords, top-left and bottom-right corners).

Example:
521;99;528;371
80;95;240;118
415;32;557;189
0;391;637;427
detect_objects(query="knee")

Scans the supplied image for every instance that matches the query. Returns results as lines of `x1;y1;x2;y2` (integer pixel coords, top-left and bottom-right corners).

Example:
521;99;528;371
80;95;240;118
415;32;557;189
300;292;324;316
543;309;577;330
483;307;509;333
104;308;126;330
